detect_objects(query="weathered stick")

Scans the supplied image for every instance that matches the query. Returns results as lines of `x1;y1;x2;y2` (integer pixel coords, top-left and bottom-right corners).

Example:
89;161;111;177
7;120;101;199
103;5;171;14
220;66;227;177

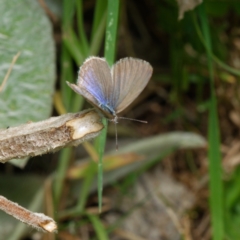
0;195;57;232
0;109;103;163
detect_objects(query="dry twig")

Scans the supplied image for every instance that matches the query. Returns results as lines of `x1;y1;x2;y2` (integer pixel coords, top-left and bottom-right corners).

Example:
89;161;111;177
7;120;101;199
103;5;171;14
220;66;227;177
0;109;103;163
0;195;57;232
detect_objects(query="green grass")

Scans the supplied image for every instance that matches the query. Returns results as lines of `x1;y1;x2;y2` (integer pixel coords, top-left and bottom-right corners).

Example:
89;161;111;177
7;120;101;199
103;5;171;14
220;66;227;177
197;3;224;239
95;0;120;212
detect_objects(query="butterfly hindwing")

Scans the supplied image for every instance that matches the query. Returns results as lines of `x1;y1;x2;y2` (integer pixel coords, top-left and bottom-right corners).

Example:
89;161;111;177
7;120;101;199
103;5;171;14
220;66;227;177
111;58;153;113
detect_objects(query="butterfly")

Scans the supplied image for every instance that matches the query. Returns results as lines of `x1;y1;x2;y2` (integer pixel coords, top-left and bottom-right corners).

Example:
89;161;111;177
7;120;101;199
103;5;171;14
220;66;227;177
66;56;153;122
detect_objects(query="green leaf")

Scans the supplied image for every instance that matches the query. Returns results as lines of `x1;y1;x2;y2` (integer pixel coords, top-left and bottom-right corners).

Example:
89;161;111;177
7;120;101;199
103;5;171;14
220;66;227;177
0;0;55;128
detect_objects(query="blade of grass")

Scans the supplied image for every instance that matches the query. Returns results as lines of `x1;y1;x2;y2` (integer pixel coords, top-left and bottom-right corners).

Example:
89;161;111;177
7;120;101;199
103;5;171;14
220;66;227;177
170;37;184;102
197;4;224;240
76;0;89;57
75;161;97;213
62;0;85;64
225;168;240;210
63;28;85;65
104;0;120;66
91;0;108;43
62;0;75;29
60;0;76;111
70;93;84;112
54;91;67;115
94;117;108;213
87;214;109;240
90;11;107;56
95;0;120;212
60;47;74;111
192;12;240;77
54;147;72;208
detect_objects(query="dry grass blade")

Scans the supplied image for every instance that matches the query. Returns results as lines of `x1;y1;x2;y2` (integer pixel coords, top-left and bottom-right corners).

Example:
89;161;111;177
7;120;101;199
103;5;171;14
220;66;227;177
0;52;21;93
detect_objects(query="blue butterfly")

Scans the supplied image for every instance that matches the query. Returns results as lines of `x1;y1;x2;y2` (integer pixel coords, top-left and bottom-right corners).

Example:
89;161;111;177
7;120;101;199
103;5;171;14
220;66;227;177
67;56;153;124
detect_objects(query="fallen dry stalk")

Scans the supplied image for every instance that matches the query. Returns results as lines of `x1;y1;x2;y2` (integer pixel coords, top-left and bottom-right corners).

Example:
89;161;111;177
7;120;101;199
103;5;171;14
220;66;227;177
0;195;57;232
0;109;103;163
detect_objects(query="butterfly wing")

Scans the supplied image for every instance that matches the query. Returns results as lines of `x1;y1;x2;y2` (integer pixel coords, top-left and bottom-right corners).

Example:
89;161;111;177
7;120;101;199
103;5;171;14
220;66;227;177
66;81;99;107
67;57;114;118
111;58;153;113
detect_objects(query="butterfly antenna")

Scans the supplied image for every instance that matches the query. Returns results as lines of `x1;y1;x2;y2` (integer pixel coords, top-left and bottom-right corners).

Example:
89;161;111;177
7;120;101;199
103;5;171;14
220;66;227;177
118;116;148;124
114;122;118;151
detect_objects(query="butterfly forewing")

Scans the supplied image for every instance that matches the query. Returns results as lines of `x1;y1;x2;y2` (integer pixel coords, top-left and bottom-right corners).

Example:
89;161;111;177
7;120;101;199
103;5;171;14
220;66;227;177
66;81;100;108
112;58;153;113
78;57;113;106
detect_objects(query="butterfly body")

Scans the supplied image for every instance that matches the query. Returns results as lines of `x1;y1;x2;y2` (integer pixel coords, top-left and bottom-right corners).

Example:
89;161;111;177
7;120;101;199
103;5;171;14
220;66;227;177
66;56;153;122
99;103;115;116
